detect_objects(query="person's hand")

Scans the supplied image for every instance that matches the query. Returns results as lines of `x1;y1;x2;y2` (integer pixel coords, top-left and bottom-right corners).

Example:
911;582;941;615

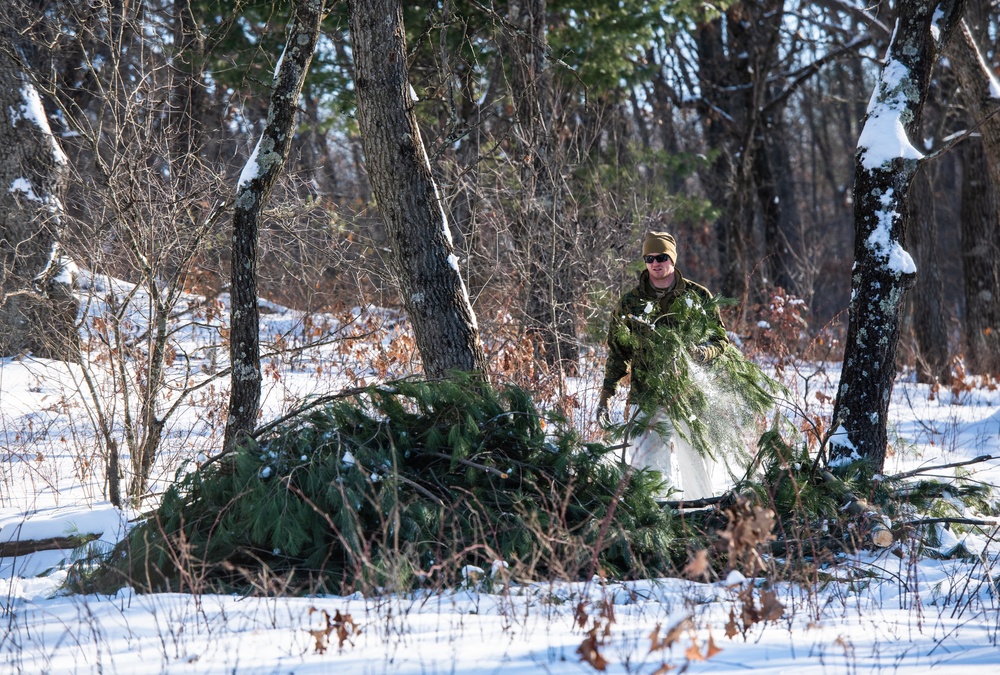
596;390;612;429
692;344;718;363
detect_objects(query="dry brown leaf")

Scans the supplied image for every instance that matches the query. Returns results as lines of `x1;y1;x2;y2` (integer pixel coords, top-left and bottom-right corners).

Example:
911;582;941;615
685;641;706;662
705;633;723;658
599;598;616;625
725;608;740;639
664;618;693;649
576;634;608;671
760;590;785;622
651;664;676;675
574;601;589;629
682;549;710;580
742;597;760;628
305;607;361;653
649;617;693;653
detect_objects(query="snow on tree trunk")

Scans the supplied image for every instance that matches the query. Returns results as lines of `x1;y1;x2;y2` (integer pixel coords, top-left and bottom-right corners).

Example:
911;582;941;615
0;31;79;362
349;0;488;379
224;0;325;453
830;0;966;471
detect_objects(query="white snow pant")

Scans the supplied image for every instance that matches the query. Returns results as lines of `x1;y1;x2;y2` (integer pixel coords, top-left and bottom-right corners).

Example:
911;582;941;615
626;407;716;500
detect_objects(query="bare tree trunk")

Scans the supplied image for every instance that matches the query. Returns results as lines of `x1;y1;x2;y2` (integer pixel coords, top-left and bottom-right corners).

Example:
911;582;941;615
908;166;951;383
755;106;800;295
830;0;966;471
0;23;79;363
169;0;207;163
697;1;784;316
948;18;1000;375
958;137;1000;375
349;0;488;379
224;0;325;453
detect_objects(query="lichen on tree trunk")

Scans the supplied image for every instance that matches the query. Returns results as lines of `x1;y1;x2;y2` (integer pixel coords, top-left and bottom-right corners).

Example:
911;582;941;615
223;0;326;453
830;0;966;471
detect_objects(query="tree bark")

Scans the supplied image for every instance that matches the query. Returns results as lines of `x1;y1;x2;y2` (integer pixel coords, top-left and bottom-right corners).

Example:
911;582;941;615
908;166;951;383
0;23;79;363
754;106;800;295
349;0;488;379
224;0;325;453
948;19;1000;376
958;137;1000;375
830;0;966;471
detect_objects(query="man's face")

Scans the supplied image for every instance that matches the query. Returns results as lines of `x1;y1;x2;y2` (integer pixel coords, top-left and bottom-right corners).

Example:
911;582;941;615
644;253;675;285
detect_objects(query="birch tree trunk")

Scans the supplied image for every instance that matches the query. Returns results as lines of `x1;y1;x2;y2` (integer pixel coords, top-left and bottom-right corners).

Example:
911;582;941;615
349;0;488;379
830;0;966;471
224;0;325;453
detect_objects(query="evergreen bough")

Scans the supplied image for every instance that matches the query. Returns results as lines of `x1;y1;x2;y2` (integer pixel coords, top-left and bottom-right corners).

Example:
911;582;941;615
611;292;785;463
97;376;692;594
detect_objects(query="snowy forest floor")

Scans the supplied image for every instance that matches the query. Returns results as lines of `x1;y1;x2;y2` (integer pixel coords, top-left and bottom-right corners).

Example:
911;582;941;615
2;277;999;674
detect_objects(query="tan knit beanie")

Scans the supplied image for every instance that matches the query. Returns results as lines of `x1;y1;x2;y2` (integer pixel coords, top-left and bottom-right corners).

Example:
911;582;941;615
642;231;677;263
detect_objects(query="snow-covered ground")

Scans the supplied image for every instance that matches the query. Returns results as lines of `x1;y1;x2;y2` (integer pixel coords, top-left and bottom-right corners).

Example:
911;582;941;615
2;286;999;674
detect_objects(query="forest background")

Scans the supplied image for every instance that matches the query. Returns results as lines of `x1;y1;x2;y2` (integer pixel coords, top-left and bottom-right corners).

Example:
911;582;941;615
1;0;999;501
2;2;1000;671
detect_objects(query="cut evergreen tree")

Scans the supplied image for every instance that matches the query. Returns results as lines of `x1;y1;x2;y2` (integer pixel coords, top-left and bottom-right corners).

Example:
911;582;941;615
87;376;694;594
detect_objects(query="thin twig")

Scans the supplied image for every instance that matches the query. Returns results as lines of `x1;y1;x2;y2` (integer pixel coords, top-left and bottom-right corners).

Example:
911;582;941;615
392;474;445;506
888;454;996;481
919;106;1000;164
250;385;376;439
903;517;999;528
424;452;510;478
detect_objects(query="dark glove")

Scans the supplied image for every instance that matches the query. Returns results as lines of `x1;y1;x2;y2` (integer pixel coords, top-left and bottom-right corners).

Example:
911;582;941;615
596;390;612;429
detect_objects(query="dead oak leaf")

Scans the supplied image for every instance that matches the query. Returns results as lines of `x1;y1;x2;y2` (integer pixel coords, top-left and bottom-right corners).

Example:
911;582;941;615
706;633;723;658
685;641;706;662
649;617;693;653
760;590;785;622
725;608;740;639
576;633;608;671
682;549;710;580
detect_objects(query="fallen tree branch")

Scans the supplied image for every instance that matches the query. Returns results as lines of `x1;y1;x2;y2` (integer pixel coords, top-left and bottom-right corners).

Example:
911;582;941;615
820;469;894;547
424;452;510;479
902;517;999;528
660;493;731;510
888;455;996;481
0;532;101;558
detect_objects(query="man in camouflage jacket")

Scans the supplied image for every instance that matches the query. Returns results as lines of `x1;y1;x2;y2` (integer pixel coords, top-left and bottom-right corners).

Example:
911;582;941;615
597;231;728;498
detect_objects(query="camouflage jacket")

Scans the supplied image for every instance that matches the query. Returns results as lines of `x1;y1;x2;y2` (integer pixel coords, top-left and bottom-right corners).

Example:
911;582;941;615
601;268;727;402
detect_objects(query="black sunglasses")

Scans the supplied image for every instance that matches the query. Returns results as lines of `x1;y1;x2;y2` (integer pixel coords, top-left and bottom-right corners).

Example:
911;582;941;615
643;254;671;264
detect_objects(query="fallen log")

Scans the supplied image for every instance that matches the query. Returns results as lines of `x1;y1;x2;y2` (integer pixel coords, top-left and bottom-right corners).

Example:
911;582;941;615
0;532;101;558
819;469;894;548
